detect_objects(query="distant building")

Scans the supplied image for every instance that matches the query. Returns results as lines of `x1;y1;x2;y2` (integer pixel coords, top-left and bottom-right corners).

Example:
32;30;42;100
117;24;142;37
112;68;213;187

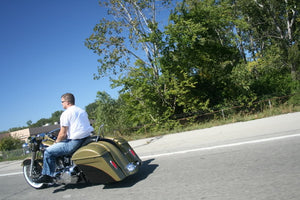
9;124;60;141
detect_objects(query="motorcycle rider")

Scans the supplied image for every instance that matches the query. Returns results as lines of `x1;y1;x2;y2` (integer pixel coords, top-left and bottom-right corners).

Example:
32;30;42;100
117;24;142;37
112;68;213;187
35;93;94;183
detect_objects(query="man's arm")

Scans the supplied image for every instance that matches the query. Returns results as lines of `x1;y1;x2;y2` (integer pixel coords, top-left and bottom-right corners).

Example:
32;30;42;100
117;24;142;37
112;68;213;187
55;126;68;143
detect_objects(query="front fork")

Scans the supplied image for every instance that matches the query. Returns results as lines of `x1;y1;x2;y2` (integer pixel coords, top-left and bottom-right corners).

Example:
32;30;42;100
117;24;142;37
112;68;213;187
29;151;37;177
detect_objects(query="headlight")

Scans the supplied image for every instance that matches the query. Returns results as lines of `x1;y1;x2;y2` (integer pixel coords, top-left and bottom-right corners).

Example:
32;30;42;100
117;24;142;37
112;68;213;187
22;143;31;154
22;143;28;148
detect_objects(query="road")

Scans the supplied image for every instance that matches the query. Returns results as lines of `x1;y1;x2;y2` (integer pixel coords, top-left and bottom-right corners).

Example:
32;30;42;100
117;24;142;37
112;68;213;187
1;112;300;200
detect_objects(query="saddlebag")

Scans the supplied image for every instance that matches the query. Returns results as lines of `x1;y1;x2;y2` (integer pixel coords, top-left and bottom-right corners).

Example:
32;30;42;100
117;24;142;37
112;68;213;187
71;137;140;184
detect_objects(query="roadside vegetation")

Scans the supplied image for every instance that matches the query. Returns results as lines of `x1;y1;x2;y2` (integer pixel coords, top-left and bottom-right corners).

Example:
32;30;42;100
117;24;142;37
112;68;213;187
84;0;300;138
0;137;27;161
1;99;299;162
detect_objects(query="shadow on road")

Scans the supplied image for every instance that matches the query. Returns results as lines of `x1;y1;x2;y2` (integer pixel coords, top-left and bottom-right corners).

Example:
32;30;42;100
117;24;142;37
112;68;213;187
103;158;158;189
52;159;158;192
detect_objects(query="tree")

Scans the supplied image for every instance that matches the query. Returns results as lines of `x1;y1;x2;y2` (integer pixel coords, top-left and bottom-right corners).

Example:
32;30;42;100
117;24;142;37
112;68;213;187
86;0;171;80
26;120;33;127
50;110;63;124
160;0;243;111
29;110;63;127
93;91;126;134
235;0;300;80
0;136;23;151
85;102;98;120
86;0;174;126
32;118;51;127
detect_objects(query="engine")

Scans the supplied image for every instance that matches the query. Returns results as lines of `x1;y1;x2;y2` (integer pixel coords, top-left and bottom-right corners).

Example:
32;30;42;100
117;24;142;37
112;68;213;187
54;156;80;185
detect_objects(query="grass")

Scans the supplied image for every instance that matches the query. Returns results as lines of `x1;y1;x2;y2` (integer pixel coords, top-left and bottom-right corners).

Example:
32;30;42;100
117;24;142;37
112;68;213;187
0;149;29;162
123;103;300;141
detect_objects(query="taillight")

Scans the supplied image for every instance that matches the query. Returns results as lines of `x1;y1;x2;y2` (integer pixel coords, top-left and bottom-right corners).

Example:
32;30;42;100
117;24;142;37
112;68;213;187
129;148;136;157
110;160;118;169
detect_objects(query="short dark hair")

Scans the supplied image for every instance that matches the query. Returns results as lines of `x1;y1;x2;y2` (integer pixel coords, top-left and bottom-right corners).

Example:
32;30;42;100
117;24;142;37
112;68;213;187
61;93;75;105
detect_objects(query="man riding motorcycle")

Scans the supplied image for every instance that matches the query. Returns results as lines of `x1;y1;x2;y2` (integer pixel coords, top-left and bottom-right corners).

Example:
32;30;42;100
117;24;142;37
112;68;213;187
35;93;93;183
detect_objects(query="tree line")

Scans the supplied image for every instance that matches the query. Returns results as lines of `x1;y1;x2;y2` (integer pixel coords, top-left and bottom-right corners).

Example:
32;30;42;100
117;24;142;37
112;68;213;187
83;0;300;134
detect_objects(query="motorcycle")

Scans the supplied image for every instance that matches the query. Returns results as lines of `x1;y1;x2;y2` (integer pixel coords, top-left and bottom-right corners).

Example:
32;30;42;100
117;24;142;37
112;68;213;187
22;125;142;189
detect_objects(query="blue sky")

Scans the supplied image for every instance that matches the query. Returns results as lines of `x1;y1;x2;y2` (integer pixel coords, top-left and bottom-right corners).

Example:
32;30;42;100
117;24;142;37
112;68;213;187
0;0;119;131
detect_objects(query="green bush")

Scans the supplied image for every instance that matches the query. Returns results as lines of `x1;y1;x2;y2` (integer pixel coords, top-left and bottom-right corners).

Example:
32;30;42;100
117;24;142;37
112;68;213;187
0;136;23;151
289;92;300;105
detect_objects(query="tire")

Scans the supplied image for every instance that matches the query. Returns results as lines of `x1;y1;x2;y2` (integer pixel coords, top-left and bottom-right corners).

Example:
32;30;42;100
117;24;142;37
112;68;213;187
23;161;46;189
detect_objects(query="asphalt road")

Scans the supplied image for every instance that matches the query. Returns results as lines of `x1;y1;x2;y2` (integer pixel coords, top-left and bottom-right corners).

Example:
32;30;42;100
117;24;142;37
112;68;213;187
1;112;300;200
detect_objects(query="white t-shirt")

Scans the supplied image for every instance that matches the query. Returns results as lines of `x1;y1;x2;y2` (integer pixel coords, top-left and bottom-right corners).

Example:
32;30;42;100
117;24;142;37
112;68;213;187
60;105;94;139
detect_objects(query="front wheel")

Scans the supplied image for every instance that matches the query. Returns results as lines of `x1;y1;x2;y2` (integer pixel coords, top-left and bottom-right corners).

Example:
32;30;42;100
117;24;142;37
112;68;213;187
23;161;46;189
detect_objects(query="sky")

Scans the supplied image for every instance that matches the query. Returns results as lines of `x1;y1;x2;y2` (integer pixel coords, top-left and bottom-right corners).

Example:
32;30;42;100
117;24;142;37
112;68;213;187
0;0;120;131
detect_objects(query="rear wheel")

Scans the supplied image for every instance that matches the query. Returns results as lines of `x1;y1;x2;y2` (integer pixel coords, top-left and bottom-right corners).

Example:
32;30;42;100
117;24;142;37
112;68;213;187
23;160;46;189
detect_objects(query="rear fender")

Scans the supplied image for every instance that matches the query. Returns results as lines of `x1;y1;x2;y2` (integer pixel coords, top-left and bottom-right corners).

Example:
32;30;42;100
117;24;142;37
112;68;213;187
72;141;127;183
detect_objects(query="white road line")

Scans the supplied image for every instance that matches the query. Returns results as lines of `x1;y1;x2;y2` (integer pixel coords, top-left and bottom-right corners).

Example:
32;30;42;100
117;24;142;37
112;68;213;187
140;133;300;160
0;172;22;177
1;133;300;177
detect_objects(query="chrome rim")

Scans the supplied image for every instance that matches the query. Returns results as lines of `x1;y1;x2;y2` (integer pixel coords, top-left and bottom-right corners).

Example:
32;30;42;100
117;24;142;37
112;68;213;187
23;164;44;189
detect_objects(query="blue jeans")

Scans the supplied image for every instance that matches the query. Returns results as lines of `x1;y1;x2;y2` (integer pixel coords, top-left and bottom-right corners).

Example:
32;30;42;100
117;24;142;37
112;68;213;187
42;139;84;177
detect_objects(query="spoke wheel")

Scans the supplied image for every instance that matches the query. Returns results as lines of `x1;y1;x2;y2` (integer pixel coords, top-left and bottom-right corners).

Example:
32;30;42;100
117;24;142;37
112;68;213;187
23;161;46;189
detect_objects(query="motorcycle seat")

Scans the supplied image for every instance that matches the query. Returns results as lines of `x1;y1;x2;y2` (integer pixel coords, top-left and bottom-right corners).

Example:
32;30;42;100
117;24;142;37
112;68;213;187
81;136;99;147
